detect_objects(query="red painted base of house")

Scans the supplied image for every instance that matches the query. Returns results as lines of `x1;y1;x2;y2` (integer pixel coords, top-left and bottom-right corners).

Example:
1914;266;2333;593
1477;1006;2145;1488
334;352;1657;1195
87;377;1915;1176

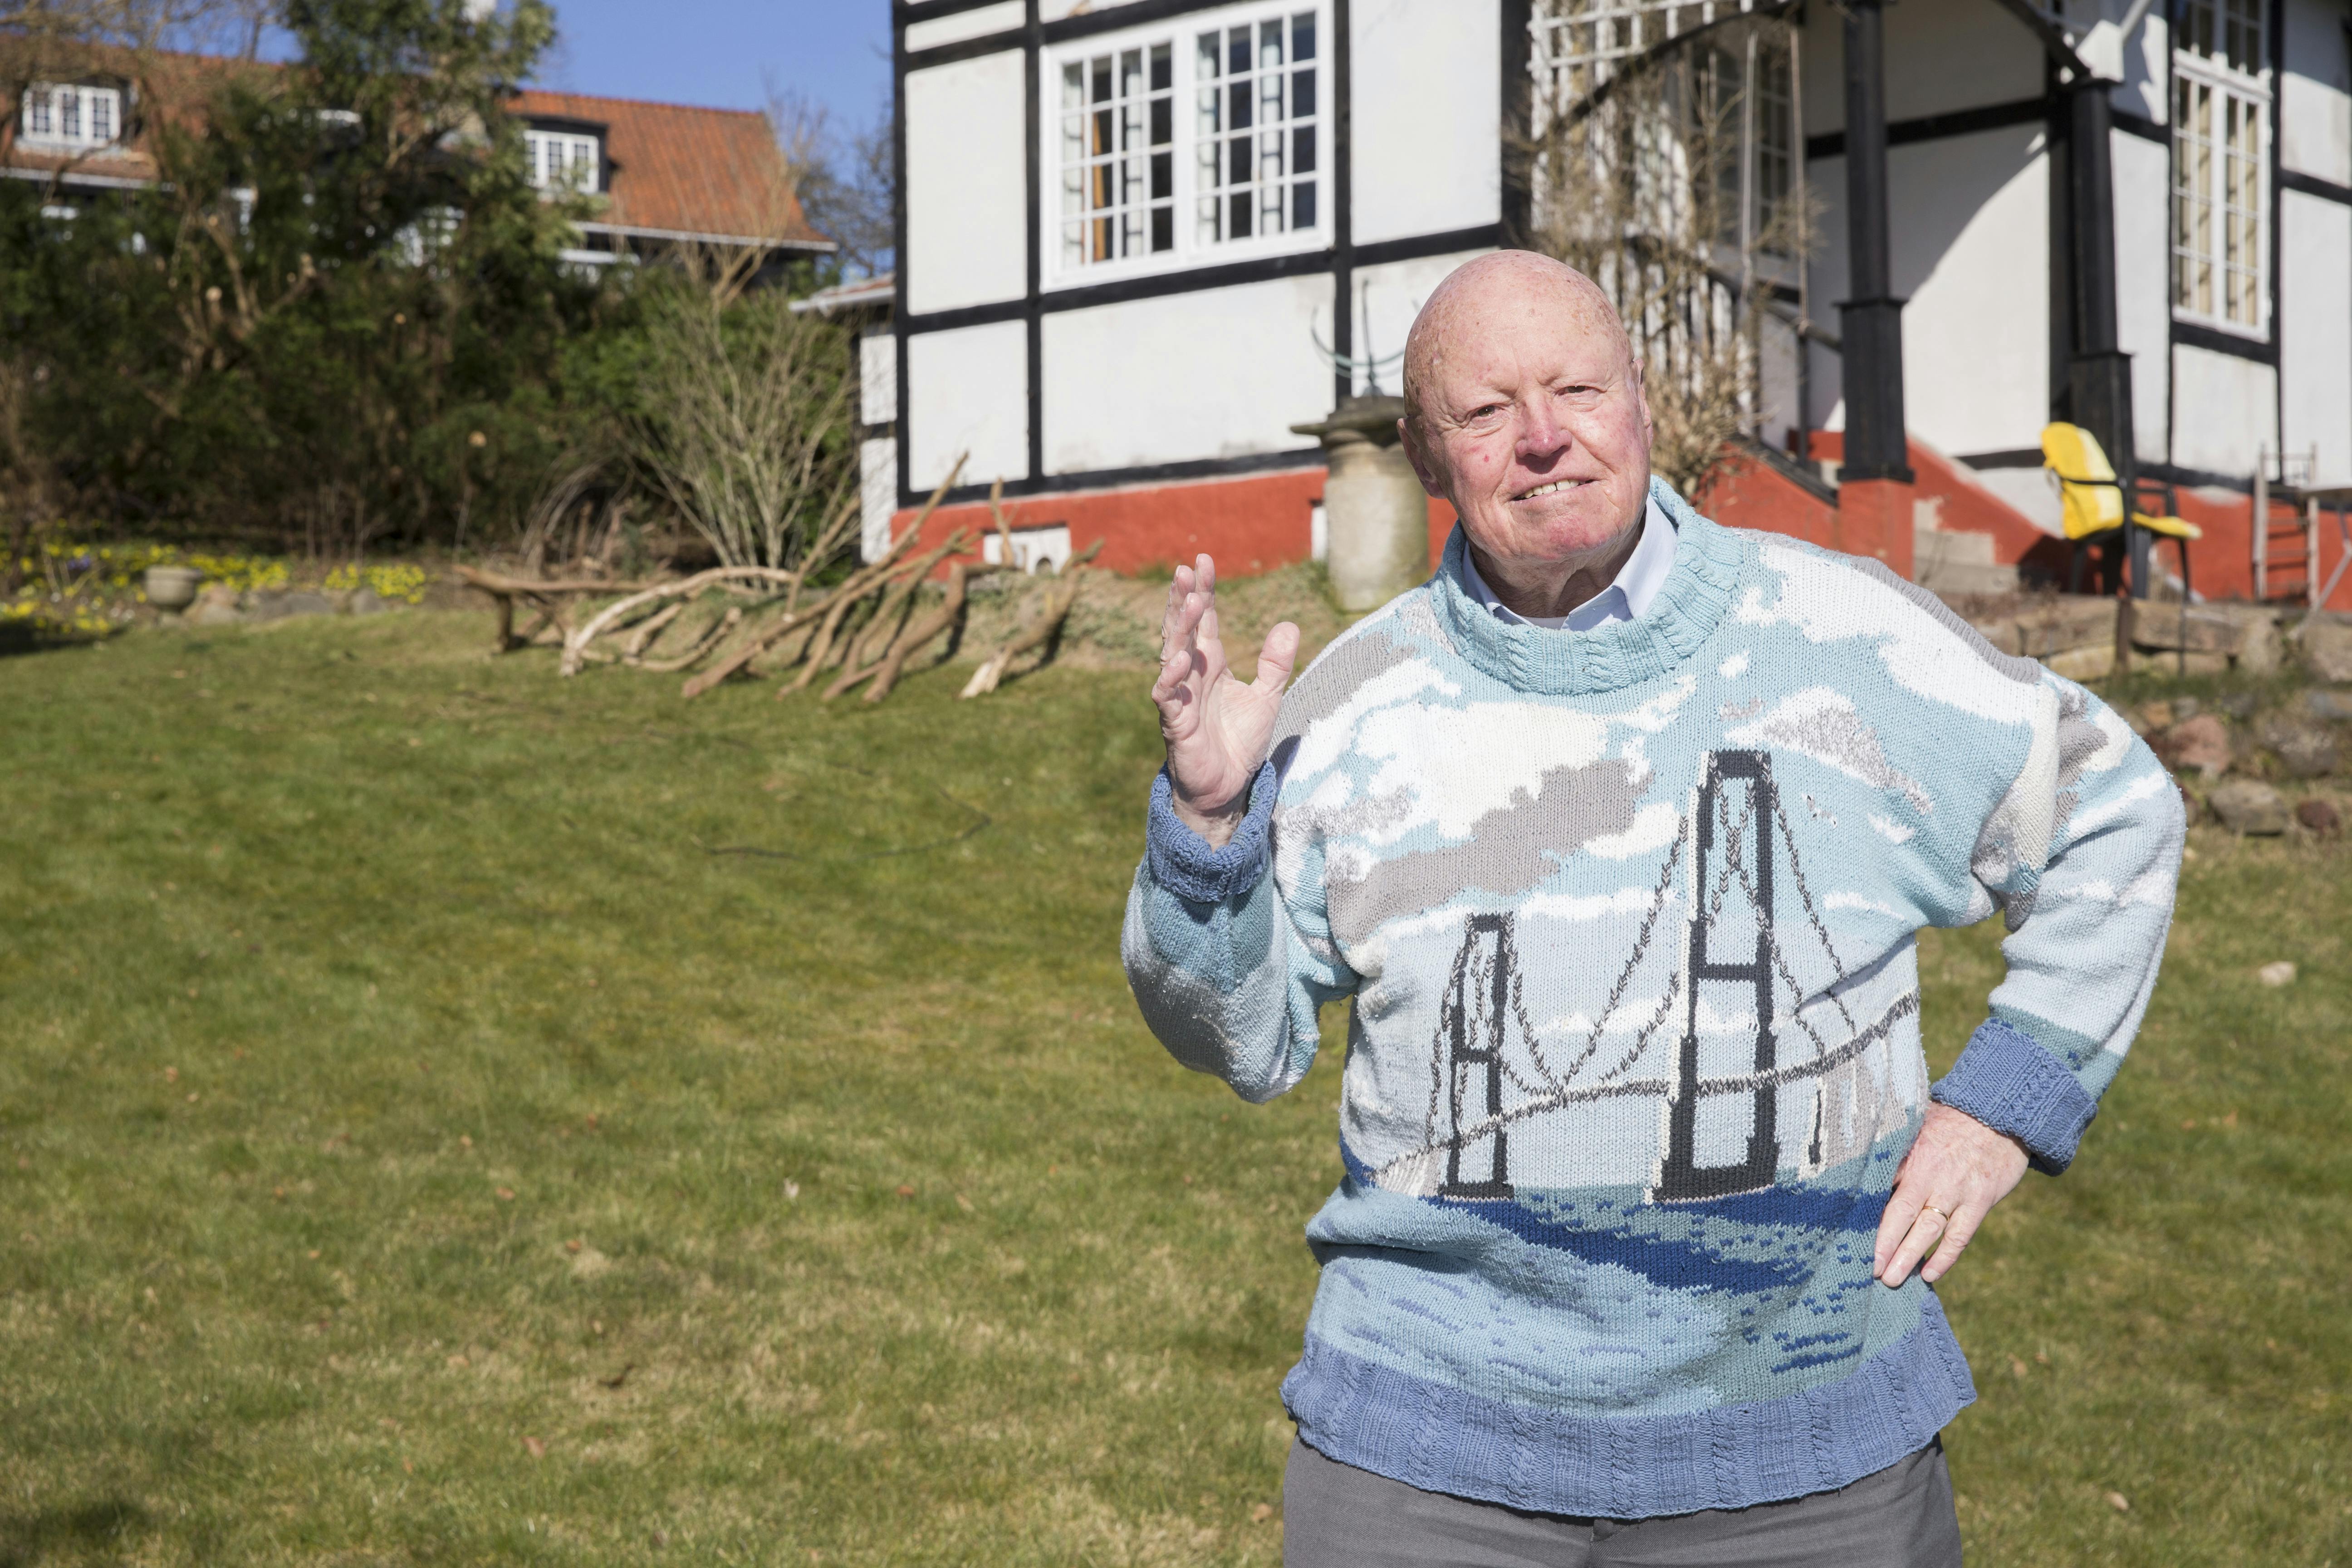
889;443;2352;612
890;465;1456;579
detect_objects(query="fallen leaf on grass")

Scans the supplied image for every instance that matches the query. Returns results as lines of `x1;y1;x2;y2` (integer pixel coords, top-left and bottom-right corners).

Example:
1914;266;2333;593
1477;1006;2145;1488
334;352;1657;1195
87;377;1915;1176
163;1067;178;1083
495;1187;515;1201
2009;1357;2027;1380
895;1184;915;1199
783;1180;799;1200
2257;960;2296;987
2105;1491;2129;1513
600;1364;634;1390
565;1239;583;1254
1250;1503;1273;1523
522;1435;546;1459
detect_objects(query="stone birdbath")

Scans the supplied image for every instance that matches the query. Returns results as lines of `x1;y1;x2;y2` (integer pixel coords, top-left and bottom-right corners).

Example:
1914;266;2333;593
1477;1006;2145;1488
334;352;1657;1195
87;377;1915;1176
1291;394;1429;612
144;565;206;616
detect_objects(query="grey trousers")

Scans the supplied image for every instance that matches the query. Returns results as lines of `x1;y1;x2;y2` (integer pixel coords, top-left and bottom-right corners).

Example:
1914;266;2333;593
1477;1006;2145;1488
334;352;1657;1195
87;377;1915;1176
1282;1436;1962;1568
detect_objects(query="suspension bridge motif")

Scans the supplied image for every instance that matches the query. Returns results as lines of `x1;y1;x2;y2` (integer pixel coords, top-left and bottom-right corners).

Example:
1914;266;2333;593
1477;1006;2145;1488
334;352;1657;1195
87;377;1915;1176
1408;749;1919;1205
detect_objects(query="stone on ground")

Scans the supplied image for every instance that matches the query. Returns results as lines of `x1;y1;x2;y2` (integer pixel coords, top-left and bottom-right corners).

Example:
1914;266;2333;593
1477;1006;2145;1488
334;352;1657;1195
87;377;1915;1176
2304;617;2352;683
2295;797;2341;835
2257;960;2298;987
2260;718;2339;778
2160;714;2231;778
2208;779;2290;835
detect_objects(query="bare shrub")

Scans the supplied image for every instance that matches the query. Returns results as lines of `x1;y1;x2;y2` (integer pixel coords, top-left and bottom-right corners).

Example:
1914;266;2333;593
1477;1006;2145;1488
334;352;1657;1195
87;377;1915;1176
620;253;859;573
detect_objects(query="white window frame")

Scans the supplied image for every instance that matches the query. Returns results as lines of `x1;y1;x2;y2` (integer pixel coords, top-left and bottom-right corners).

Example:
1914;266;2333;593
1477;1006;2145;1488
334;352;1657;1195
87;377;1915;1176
525;128;602;193
1040;0;1330;290
2171;0;2270;338
19;83;123;152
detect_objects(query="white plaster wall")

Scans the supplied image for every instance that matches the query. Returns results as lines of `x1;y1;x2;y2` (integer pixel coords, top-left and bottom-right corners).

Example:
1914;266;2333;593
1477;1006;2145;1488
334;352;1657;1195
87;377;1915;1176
2279;190;2352;485
1808;127;2052;455
2170;343;2278;477
2115;13;2170;125
1798;0;2043;137
1756;314;1803;454
860;332;897;427
2279;0;2352;187
1040;276;1333;473
906;320;1029;492
906;1;1023;52
1349;0;1501;245
1347;248;1493;395
860;437;899;562
904;52;1028;315
2112;128;2173;465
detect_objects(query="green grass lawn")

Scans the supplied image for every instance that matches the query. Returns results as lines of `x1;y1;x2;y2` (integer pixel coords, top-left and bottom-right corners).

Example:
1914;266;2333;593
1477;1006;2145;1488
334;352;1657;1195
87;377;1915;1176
0;609;2345;1566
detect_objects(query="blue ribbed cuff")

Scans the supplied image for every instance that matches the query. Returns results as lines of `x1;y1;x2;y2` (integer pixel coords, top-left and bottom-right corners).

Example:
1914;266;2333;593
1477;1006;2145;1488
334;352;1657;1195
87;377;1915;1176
1144;760;1276;904
1931;1018;2098;1175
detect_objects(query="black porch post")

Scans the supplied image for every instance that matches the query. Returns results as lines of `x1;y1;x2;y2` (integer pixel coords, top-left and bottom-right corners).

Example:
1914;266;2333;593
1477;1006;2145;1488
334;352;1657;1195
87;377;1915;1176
2066;79;2146;595
1837;0;1911;488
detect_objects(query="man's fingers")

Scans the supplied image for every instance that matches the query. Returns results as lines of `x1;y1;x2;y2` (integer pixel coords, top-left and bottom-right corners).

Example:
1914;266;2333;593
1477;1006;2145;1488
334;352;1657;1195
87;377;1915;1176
1151;645;1194;706
1919;1200;1986;1285
1873;1185;1926;1278
1252;621;1302;695
1880;1205;1949;1288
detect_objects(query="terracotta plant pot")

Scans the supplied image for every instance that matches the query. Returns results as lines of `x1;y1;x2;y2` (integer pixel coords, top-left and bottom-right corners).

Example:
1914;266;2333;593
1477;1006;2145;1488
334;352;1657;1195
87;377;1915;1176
144;566;205;611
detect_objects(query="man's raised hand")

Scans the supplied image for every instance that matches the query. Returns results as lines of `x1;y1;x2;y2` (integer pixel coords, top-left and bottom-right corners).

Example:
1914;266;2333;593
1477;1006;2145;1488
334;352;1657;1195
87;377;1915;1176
1152;554;1300;847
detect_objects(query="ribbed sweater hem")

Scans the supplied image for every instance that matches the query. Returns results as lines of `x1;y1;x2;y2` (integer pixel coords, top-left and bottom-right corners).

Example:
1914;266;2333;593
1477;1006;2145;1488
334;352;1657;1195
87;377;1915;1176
1280;1294;1976;1519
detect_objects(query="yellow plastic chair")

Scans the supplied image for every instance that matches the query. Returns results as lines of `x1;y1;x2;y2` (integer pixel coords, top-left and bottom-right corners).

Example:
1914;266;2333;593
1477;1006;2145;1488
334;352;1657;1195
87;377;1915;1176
2041;421;2202;599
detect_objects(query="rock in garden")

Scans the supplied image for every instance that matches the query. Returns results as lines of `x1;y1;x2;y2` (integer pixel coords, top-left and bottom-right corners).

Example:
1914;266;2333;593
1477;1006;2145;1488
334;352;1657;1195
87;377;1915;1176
348;587;388;615
2296;797;2341;835
2208;779;2289;835
2261;719;2338;778
2307;689;2352;722
2304;617;2352;683
247;589;338;621
187;584;243;627
2160;714;2231;778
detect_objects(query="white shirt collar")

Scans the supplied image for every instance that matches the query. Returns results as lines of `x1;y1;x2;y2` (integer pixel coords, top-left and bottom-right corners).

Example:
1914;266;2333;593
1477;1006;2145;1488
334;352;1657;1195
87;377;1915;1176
1459;496;1678;632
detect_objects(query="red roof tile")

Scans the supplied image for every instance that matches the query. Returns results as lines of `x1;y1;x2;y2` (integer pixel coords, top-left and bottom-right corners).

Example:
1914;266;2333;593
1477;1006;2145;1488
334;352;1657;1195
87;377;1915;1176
510;89;827;249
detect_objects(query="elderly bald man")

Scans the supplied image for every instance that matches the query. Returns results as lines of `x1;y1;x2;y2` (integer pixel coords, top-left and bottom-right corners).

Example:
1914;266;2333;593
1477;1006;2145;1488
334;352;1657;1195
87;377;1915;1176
1123;252;2181;1564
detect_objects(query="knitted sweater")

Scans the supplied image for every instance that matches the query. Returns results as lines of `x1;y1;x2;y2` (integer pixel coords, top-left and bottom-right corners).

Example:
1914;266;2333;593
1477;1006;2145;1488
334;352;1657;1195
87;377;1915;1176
1121;478;2183;1518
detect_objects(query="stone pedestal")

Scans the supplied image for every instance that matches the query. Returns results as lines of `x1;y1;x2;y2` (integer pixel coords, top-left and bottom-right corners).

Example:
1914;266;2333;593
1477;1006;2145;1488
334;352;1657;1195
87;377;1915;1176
1294;395;1429;612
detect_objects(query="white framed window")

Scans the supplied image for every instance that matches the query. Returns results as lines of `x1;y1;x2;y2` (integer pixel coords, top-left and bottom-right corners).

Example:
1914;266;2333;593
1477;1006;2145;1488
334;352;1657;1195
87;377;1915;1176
1046;0;1327;286
20;83;122;151
1061;41;1176;265
2171;0;2269;334
525;129;601;192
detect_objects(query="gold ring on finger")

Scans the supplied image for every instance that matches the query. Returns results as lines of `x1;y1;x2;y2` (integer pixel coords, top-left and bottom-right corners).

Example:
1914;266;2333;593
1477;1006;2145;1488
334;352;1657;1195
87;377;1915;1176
1918;1204;1950;1226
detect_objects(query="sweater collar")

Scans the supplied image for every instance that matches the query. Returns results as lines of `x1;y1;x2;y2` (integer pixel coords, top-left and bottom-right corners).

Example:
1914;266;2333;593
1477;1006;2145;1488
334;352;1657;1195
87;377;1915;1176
1426;476;1749;696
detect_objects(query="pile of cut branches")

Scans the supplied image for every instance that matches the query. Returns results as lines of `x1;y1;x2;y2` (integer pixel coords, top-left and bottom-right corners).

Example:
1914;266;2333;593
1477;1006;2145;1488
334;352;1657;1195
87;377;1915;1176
489;459;1102;706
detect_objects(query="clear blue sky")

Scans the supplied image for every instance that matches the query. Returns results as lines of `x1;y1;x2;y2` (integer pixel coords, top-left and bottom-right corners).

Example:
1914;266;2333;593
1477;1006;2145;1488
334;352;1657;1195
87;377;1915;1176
535;0;892;135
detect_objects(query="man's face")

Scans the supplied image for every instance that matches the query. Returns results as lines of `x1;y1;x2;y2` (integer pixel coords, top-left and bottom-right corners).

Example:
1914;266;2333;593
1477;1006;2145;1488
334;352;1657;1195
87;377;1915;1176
1401;288;1655;572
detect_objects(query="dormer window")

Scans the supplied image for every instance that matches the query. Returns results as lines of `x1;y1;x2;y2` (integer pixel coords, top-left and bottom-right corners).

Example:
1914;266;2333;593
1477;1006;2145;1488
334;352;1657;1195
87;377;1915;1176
20;83;122;151
525;128;601;192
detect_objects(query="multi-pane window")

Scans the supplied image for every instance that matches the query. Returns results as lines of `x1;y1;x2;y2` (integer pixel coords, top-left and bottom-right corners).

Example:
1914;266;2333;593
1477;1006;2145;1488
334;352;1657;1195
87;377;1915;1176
525;129;601;192
2172;0;2268;331
1194;12;1318;244
20;83;121;150
1049;2;1324;279
1060;44;1174;267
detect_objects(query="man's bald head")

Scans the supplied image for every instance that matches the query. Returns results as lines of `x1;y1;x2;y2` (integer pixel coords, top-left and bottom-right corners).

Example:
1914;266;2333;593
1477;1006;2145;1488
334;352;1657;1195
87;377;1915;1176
1401;252;1634;436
